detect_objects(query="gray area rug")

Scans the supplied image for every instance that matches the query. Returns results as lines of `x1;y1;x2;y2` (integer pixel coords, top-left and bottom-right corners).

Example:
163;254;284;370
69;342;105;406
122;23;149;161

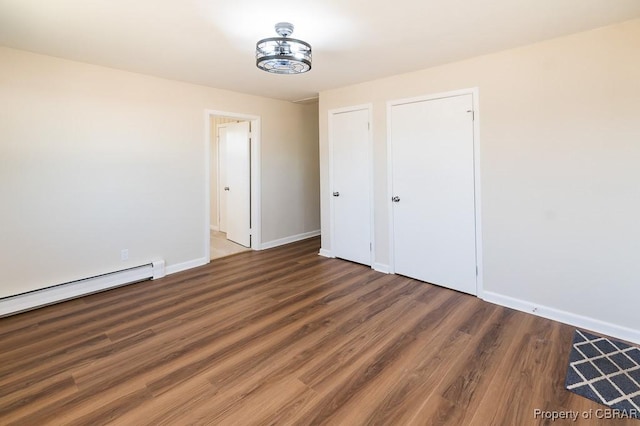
565;329;640;419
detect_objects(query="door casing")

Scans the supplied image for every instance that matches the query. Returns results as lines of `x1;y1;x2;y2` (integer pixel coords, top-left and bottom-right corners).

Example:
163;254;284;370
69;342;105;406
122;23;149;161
205;110;261;260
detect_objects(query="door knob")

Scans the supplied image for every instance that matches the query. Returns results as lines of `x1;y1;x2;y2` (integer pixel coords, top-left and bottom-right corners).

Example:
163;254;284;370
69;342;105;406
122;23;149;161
392;196;400;202
333;192;340;197
224;187;230;191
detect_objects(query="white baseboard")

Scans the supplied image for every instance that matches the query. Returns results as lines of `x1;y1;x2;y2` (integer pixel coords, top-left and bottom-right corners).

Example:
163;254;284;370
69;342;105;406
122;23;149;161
318;251;389;274
318;248;334;258
260;230;320;250
482;291;640;345
372;263;391;274
210;225;219;232
152;260;166;279
0;263;157;318
165;257;209;275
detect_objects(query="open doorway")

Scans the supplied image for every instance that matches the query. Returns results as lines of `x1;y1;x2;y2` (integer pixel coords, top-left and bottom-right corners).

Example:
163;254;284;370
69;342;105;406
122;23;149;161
205;110;261;260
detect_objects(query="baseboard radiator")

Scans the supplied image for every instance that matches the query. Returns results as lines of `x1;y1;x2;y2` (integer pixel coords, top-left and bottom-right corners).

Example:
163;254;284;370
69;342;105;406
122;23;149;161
0;260;166;318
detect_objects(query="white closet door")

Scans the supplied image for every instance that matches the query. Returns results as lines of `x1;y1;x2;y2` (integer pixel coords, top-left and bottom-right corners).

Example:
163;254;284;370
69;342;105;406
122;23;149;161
331;108;371;265
390;94;477;294
226;121;251;247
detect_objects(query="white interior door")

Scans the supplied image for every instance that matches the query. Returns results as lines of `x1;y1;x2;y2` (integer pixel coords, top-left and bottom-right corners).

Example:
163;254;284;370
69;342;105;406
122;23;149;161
225;121;251;247
331;108;371;265
390;94;476;294
218;125;228;233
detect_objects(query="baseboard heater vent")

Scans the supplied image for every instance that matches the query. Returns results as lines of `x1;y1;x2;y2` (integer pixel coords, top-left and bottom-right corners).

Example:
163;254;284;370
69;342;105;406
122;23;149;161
0;260;166;318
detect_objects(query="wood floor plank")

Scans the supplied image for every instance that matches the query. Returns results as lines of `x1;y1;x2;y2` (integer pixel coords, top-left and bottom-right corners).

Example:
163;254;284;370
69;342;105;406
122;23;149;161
291;291;476;425
0;329;155;415
185;278;435;423
212;377;313;426
139;265;379;397
351;299;490;425
62;258;368;406
0;373;78;423
0;237;630;425
310;310;476;425
414;307;530;425
202;275;415;391
297;287;454;392
467;315;550;425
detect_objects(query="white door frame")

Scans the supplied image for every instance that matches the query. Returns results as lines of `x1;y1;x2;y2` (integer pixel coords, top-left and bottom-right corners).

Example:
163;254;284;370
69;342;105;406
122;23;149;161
216;123;229;233
327;103;375;266
386;88;483;295
204;110;261;260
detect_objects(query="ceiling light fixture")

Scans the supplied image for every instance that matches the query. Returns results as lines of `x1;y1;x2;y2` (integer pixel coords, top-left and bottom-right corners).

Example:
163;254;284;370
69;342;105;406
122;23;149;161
256;22;312;74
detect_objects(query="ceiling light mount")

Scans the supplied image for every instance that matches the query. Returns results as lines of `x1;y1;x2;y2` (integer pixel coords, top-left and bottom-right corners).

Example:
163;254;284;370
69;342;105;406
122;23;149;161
256;22;312;74
274;22;294;37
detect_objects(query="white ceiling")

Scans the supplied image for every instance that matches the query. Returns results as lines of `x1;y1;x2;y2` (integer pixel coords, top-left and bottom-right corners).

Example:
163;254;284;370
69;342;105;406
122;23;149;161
1;0;639;102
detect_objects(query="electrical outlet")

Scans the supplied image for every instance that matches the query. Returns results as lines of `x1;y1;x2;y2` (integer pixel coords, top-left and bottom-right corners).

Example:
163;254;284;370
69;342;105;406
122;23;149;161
121;249;129;261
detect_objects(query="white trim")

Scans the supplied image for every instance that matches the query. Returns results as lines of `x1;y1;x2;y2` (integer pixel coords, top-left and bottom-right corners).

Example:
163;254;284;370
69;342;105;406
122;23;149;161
318;249;334;258
152;260;166;280
165;257;209;275
373;263;391;274
327;103;375;267
386;87;483;296
250;118;262;249
261;230;321;250
367;108;376;269
471;88;484;296
386;101;396;274
327;108;335;259
215;123;227;234
210;225;219;232
482;291;640;346
0;264;154;317
204;112;211;262
386;87;480;108
204;110;261;255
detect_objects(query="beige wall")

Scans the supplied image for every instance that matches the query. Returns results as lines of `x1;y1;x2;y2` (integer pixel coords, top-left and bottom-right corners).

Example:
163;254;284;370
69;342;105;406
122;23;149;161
262;101;320;241
0;46;320;298
319;19;640;336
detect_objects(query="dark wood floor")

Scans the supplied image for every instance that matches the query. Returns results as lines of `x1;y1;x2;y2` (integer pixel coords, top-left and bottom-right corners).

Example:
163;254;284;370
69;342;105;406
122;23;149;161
0;237;634;425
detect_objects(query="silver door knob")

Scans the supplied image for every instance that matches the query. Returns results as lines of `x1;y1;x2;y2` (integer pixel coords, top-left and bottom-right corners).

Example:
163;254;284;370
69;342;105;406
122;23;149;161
392;196;400;202
333;192;340;197
224;187;230;191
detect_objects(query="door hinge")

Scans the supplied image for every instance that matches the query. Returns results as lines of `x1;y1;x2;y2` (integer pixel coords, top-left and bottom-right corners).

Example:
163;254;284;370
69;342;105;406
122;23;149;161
467;110;475;121
368;122;370;130
370;242;372;251
476;266;478;276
